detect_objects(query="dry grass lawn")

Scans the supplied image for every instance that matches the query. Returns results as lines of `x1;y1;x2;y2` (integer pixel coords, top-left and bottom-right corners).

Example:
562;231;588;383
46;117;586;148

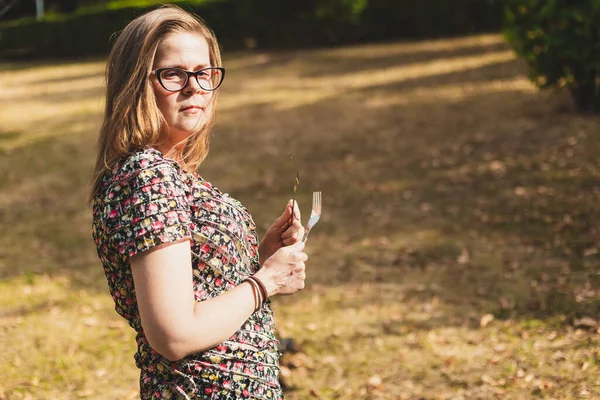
1;34;599;399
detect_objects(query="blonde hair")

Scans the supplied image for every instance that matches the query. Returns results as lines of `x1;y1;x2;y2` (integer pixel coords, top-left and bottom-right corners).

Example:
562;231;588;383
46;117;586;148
90;4;222;202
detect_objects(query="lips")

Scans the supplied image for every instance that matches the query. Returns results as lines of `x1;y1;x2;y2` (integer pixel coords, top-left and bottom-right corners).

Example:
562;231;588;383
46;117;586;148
181;105;203;111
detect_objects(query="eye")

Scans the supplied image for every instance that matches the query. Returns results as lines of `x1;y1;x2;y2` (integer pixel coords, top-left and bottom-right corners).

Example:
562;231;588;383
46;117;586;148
161;69;185;80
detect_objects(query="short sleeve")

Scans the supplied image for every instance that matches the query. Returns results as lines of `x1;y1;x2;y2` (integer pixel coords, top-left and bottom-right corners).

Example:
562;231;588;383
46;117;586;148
102;151;191;258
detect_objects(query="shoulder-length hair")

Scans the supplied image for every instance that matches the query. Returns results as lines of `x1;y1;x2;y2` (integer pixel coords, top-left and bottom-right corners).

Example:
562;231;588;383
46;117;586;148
90;4;222;202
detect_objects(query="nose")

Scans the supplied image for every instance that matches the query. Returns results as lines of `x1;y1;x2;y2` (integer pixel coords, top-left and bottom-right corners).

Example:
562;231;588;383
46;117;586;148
182;75;209;96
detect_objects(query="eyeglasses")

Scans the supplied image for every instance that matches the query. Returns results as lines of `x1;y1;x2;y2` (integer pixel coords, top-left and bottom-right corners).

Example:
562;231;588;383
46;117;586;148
153;67;225;92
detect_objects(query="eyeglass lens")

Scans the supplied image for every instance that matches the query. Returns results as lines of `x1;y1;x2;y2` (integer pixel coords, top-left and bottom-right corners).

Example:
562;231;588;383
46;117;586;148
159;68;223;91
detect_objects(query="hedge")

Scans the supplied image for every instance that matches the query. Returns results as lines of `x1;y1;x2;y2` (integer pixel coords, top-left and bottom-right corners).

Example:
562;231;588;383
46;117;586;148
503;0;600;114
0;0;503;59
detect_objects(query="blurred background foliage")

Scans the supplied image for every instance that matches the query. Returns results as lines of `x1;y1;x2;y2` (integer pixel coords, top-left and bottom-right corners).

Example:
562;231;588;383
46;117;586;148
0;0;503;57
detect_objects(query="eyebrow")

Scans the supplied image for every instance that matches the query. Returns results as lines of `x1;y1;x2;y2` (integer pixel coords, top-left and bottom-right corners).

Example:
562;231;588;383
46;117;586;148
159;63;211;70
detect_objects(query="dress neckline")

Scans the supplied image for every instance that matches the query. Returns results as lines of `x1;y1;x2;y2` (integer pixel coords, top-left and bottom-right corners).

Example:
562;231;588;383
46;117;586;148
146;147;202;181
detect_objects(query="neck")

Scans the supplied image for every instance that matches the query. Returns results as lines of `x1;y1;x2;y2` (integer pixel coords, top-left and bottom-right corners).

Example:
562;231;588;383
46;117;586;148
154;141;190;172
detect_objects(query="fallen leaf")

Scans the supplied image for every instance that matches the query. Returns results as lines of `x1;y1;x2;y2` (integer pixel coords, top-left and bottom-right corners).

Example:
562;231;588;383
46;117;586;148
66;344;79;358
107;320;126;329
581;362;590;371
499;297;513;310
367;375;383;391
480;313;494;328
321;355;337;364
489;160;506;175
279;366;293;390
493;344;506;353
457;249;470;265
284;352;314;369
481;374;497;386
514;187;526;196
552;351;567;361
305;323;317;332
573;317;597;330
516;369;525;378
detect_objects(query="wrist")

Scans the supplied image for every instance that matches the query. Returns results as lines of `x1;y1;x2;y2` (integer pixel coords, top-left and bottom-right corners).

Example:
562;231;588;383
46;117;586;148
253;269;278;297
242;279;263;311
248;276;268;299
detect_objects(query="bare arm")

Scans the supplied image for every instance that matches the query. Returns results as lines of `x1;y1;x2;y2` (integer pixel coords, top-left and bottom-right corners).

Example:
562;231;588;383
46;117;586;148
130;240;306;361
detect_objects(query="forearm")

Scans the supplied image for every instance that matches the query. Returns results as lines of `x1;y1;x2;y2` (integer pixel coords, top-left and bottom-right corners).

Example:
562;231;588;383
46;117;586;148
153;282;257;361
133;240;304;362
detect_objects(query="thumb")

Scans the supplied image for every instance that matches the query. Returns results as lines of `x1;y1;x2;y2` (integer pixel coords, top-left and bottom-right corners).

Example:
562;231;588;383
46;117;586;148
291;240;305;251
274;200;294;225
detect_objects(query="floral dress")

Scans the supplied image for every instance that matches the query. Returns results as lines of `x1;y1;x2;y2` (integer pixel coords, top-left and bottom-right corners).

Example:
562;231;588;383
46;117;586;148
92;148;283;400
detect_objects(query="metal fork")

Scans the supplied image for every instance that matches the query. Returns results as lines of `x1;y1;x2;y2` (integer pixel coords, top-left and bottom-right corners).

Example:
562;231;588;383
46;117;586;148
302;191;322;242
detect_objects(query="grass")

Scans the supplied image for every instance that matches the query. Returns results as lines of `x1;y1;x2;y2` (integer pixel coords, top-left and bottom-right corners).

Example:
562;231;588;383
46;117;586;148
1;33;599;399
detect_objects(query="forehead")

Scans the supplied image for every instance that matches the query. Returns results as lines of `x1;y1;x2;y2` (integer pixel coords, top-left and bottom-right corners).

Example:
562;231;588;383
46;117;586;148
153;32;210;68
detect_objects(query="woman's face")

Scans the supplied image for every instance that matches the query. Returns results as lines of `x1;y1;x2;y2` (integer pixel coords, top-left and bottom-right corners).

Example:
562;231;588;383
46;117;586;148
151;32;214;144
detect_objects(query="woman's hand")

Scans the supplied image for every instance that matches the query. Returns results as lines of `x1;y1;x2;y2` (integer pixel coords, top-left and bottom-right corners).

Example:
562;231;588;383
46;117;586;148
258;200;305;266
254;241;307;297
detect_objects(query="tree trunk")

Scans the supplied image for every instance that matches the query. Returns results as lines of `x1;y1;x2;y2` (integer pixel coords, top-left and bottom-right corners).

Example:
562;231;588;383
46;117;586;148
570;72;600;114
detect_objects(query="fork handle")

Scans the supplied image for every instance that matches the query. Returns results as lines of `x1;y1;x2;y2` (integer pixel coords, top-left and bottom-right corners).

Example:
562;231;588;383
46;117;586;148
301;228;311;243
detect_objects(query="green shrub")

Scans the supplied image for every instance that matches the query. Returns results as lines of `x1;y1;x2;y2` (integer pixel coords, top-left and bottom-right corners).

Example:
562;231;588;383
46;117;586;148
504;0;600;113
361;0;502;41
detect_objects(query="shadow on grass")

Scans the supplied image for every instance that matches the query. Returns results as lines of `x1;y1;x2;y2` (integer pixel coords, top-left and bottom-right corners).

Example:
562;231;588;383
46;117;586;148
0;56;105;73
2;37;599;326
3;85;104;104
304;40;513;78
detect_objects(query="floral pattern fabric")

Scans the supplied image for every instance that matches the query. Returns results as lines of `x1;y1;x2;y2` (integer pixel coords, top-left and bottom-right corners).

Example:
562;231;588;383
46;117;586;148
92;148;282;399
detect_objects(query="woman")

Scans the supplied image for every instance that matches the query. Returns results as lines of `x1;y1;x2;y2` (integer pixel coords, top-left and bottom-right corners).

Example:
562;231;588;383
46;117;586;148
90;5;307;399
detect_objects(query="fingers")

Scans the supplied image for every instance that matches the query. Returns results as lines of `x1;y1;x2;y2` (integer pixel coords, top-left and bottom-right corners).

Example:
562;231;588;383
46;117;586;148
291;200;301;222
293;251;308;263
273;200;302;232
273;200;293;227
280;245;307;273
294;262;306;272
290;269;306;290
281;220;302;238
281;220;305;245
285;199;301;220
290;240;305;251
260;239;308;296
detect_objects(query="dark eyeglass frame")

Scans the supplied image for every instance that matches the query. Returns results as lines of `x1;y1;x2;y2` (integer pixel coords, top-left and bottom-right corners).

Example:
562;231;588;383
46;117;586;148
153;67;226;92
